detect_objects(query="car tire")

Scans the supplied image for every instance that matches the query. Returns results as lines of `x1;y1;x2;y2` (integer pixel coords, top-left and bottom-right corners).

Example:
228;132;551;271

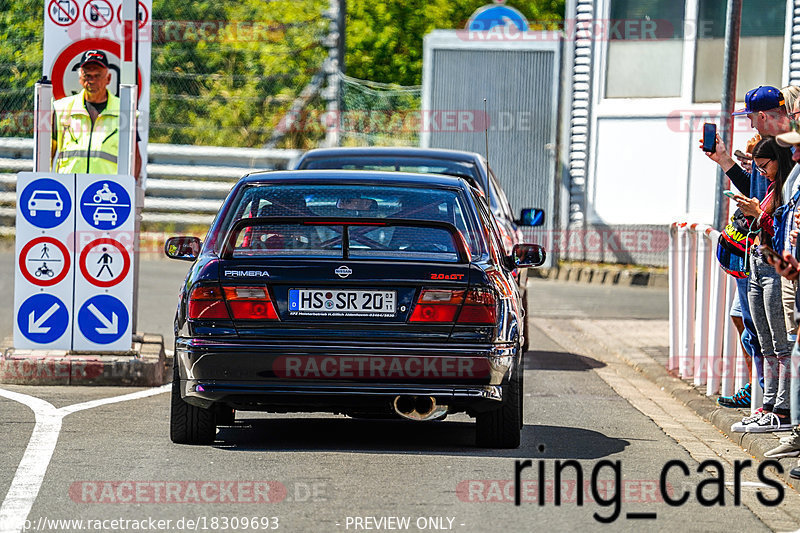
475;363;522;449
170;364;216;444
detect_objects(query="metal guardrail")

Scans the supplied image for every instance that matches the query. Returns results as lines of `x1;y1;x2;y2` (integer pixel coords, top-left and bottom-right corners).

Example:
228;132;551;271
0;138;302;230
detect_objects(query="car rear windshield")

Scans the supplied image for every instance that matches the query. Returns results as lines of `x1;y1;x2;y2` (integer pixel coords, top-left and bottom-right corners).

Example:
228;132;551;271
217;184;484;260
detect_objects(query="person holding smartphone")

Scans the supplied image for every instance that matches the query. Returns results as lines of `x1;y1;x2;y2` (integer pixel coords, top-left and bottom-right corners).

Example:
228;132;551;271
730;137;794;433
704;86;796;410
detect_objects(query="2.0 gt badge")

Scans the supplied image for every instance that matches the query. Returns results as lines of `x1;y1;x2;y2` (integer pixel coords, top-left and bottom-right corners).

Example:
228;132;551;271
430;273;464;280
335;265;353;278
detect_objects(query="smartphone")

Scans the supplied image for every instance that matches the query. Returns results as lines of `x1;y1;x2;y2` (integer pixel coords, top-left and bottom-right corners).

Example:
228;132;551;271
722;190;737;199
759;244;788;268
734;149;753;161
702;123;716;152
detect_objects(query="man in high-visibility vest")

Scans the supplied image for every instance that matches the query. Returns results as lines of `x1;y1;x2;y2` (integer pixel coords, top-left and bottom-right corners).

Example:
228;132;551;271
51;50;141;178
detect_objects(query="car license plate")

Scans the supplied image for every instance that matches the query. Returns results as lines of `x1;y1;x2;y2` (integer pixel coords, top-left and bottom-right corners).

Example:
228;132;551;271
289;289;396;316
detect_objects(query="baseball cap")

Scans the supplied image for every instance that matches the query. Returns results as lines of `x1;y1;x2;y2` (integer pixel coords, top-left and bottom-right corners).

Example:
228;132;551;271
732;86;785;116
777;125;800;147
79;50;109;69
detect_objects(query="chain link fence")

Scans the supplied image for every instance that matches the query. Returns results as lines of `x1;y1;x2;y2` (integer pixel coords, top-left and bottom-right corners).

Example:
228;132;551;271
0;0;330;148
338;73;421;147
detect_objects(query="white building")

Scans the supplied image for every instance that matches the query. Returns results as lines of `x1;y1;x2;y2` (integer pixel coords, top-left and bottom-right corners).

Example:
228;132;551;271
562;0;798;265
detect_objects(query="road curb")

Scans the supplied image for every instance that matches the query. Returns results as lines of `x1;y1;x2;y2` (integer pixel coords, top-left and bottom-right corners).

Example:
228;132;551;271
618;350;799;489
531;264;668;288
0;333;170;386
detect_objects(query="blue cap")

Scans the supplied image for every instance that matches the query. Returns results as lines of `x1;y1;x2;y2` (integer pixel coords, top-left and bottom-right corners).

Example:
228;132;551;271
732;86;785;116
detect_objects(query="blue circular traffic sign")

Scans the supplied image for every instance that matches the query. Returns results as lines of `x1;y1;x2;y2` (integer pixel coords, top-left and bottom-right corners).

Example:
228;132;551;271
77;295;129;344
20;178;72;229
80;181;131;230
17;294;70;344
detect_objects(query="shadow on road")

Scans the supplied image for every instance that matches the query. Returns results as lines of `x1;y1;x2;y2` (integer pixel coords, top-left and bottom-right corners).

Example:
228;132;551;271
211;418;627;460
525;350;606;371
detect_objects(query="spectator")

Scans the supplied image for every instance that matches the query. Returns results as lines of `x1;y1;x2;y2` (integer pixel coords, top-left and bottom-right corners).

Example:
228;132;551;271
762;124;800;462
705;85;791;408
731;137;793;432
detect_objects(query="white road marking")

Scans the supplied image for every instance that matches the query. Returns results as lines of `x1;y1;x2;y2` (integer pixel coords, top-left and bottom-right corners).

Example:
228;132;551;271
0;385;169;533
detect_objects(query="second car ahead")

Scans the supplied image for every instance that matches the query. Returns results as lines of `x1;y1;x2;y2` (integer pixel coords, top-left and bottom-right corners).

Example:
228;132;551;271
166;170;545;448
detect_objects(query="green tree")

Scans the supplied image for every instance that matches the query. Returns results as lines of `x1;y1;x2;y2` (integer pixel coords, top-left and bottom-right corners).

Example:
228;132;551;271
346;0;565;86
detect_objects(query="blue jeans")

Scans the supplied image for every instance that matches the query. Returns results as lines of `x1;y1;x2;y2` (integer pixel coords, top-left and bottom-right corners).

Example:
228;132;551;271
749;254;791;413
736;276;764;390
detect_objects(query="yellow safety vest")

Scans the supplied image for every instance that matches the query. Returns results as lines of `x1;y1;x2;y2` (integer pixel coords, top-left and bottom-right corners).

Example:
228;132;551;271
53;90;120;174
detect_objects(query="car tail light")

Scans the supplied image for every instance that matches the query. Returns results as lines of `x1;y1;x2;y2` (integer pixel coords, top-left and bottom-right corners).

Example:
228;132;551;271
188;285;230;319
223;286;279;320
409;289;465;323
457;288;497;324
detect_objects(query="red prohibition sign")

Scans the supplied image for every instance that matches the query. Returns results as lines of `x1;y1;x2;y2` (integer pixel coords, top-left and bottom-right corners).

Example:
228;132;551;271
83;0;114;29
19;237;71;287
116;2;148;29
79;238;131;288
50;39;142;100
48;0;79;27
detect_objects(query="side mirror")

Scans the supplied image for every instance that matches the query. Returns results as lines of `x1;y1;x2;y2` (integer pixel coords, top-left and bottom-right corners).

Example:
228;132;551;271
517;208;545;227
510;243;546;268
164;236;201;261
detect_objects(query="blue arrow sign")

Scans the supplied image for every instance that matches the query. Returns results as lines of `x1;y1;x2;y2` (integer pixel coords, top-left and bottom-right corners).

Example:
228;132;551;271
77;295;129;344
17;294;69;344
79;180;131;230
20;178;72;229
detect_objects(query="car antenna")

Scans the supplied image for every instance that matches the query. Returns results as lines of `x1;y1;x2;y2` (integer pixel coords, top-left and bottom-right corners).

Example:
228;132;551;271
483;98;491;200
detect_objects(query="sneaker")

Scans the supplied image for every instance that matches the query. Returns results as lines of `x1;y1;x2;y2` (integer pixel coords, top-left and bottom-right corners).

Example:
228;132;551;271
791;460;800;480
717;383;752;408
731;408;764;432
744;412;792;433
765;427;800;457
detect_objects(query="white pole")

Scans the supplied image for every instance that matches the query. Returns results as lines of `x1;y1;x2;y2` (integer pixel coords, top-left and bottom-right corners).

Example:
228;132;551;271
33;80;53;172
720;274;738;396
668;223;681;372
705;228;726;395
693;225;712;386
680;225;697;378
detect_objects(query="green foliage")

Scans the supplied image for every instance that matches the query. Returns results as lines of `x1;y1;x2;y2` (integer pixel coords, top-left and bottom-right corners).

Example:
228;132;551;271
346;0;565;85
0;0;566;146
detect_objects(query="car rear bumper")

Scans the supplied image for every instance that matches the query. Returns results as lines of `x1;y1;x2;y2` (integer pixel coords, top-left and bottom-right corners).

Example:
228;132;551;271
175;338;517;412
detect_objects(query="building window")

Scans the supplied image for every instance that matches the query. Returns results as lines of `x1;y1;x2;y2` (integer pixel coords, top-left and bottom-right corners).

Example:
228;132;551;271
693;0;785;102
605;0;686;98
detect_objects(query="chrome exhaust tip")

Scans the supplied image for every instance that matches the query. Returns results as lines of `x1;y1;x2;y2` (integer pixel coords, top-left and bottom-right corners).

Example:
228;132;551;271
392;395;448;421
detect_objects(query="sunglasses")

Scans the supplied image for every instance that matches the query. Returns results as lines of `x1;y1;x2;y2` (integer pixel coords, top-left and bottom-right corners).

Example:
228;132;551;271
753;159;773;175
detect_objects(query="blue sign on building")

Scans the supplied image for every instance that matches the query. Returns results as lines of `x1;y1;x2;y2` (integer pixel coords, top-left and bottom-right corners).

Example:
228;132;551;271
17;294;69;344
79;180;131;230
19;178;72;229
77;294;129;344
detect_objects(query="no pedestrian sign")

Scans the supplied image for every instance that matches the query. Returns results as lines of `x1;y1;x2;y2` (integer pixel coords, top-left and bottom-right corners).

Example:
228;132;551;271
19;236;71;287
79;237;131;288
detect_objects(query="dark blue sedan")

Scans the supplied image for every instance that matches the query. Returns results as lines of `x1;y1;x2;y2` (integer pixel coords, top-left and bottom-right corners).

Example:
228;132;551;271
165;170;545;448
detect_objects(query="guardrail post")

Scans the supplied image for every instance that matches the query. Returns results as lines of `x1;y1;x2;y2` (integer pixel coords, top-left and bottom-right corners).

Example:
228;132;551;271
669;223;682;372
720;275;738;397
705;228;726;395
680;225;697;378
693;225;712;386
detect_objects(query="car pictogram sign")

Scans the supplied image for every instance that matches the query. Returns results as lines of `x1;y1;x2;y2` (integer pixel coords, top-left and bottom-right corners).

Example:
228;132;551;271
18;237;71;287
19;178;72;229
48;0;79;26
79;238;131;288
17;294;70;344
77;294;129;345
79;180;131;230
